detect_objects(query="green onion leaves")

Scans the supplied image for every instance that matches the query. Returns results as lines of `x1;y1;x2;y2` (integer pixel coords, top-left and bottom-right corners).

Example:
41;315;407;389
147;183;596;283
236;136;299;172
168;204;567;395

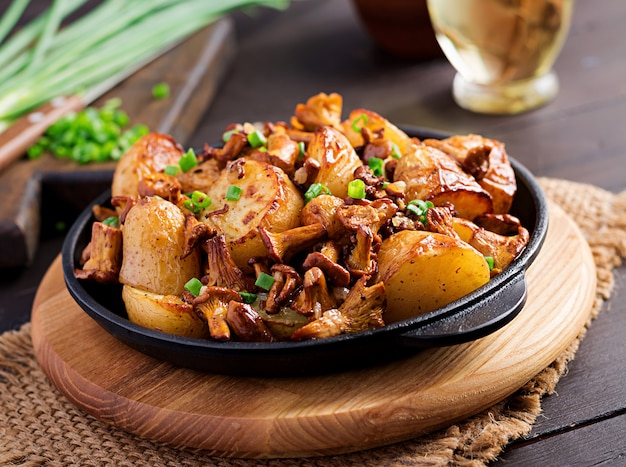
247;129;267;148
183;190;211;214
406;199;434;226
351;113;368;133
152;82;170;100
225;185;242;201
184;277;203;297
304;183;331;203
255;272;275;291
102;216;119;228
347;179;366;199
179;148;198;173
368;157;384;176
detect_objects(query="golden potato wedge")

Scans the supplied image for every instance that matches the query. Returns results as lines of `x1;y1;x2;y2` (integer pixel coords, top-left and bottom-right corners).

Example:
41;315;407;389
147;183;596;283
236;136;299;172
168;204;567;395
306;126;363;198
423;134;516;214
200;159;303;270
376;230;491;323
394;143;493;220
112;133;183;199
340;108;413;154
119;196;201;295
122;285;209;338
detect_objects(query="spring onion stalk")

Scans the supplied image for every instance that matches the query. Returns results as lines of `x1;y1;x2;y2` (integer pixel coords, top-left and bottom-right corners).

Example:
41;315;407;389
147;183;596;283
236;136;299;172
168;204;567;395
0;0;290;132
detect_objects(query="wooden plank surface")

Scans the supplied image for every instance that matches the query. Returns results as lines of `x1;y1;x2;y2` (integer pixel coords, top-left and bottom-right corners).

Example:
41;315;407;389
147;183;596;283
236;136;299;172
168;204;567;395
30;203;596;457
0;18;235;268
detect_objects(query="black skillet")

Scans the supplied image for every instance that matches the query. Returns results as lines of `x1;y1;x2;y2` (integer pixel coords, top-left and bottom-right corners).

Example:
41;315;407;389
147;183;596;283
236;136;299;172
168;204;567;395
62;127;548;377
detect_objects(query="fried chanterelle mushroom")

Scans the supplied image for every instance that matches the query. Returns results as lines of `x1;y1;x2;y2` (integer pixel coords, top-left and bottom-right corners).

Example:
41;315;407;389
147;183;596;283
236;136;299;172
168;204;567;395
75;93;529;343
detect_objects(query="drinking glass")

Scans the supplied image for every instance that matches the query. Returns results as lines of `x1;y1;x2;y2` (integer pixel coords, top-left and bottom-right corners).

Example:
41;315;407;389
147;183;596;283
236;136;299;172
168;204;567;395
426;0;573;114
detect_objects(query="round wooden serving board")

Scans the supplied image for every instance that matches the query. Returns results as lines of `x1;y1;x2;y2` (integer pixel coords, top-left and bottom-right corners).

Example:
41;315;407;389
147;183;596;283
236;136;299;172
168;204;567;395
30;203;596;459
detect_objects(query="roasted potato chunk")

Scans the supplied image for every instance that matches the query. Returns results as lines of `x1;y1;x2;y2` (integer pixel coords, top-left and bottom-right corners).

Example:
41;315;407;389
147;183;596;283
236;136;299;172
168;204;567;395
199;159;303;270
306;126;363;198
122;285;209;338
111;133;183;199
376;230;491;323
394;143;493;221
423;134;516;214
341;108;413;154
119;196;201;295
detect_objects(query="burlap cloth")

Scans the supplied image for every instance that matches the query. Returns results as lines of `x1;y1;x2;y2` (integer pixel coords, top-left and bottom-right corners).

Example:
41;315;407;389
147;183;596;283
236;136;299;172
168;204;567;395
1;178;625;467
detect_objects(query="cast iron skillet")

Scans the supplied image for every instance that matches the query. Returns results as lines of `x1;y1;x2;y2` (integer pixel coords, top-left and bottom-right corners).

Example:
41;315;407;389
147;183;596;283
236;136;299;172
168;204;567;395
62;127;549;377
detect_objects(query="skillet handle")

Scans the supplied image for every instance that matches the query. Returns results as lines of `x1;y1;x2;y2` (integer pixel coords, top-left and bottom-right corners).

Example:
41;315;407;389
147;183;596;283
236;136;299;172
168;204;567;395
397;272;528;347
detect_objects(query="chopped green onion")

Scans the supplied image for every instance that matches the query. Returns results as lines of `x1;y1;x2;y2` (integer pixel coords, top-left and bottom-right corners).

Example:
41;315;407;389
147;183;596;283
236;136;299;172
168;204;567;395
164;164;180;176
247;129;267;148
255;272;275;291
347;179;366;199
183;198;197;213
225;185;242;201
29;98;148;164
239;291;257;304
407;199;434;225
184;277;203;297
304;183;330;203
222;129;237;143
368;157;384;176
297;141;305;159
152;82;170;99
179;148;197;173
391;142;401;159
102;216;119;227
191;190;211;209
485;256;495;271
351;113;368;133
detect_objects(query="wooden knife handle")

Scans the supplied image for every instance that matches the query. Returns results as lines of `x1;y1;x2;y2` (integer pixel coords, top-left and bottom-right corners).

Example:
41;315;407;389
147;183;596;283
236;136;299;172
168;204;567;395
0;95;85;172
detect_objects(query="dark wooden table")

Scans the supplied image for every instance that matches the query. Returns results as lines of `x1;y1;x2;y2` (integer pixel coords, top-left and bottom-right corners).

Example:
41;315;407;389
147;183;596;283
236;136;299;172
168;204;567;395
1;0;625;464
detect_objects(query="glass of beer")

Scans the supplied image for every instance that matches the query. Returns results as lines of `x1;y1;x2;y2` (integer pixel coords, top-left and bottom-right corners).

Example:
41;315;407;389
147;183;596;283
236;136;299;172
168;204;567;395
426;0;573;114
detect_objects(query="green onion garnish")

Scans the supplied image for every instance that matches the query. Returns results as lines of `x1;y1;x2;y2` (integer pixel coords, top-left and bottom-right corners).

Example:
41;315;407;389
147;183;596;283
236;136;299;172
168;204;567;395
255;272;275;291
391;142;401;159
102;216;119;228
485;256;495;271
191;190;211;209
247;129;267;148
222;129;237;143
239;291;257;304
304;183;330;203
347;179;366;199
297;141;305;159
407;199;434;225
225;185;242;201
152;82;170;99
179;148;197;173
351;113;368;133
164;164;180;176
184;277;203;297
368;157;384;177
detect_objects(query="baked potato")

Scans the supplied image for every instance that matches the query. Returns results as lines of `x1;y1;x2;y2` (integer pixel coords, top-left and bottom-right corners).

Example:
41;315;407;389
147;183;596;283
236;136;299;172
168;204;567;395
306;126;363;198
376;230;491;323
122;285;209;338
111;133;183;199
423;134;516;214
394;143;493;221
119;195;201;295
199;159;303;270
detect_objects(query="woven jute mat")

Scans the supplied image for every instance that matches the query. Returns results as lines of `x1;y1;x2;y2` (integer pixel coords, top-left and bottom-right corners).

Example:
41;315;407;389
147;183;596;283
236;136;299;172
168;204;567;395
1;178;625;467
